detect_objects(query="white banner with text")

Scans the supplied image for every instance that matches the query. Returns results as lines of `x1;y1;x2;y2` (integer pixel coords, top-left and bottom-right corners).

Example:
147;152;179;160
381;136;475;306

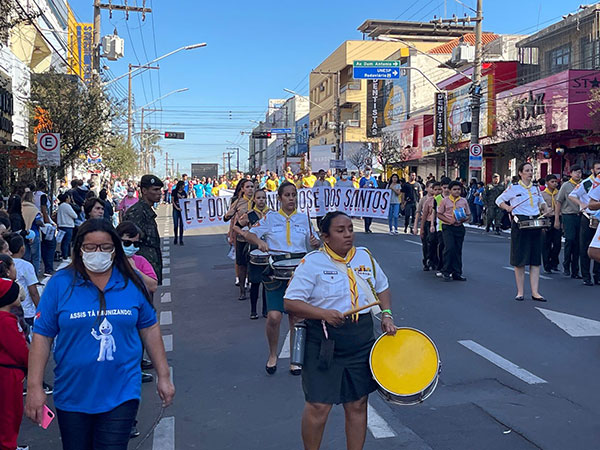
180;187;391;230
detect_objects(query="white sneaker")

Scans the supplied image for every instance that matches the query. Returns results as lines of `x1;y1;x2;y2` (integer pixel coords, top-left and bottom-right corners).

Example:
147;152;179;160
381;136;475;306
388;231;394;235
17;446;29;450
394;229;399;235
436;272;443;278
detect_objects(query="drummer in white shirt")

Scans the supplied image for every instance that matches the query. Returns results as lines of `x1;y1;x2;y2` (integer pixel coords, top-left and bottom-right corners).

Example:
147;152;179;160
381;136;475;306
284;211;395;450
496;162;550;302
585;179;600;262
235;181;320;376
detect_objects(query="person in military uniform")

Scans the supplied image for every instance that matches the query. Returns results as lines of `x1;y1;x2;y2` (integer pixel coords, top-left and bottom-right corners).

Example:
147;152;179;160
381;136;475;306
483;173;505;235
124;174;164;286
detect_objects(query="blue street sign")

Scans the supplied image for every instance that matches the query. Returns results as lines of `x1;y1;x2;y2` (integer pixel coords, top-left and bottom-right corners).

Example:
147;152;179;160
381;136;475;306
353;61;401;80
353;67;400;79
271;128;292;134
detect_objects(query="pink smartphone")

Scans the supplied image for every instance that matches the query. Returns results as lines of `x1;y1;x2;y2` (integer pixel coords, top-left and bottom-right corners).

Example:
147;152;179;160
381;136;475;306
41;405;55;429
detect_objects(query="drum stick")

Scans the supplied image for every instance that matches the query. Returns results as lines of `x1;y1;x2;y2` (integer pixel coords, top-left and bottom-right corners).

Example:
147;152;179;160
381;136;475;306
343;300;381;317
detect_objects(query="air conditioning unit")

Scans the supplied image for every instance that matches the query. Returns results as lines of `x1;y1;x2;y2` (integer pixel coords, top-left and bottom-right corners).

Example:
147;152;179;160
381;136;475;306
451;44;475;65
346;119;360;127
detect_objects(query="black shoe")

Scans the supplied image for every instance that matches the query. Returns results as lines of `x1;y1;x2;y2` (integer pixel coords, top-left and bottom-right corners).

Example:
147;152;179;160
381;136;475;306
571;274;583;279
173;238;178;245
532;295;547;302
544;269;553;274
238;290;247;301
485;227;490;232
442;274;452;282
583;279;594;286
179;239;184;245
262;311;268;318
563;269;571;277
142;372;154;383
289;368;302;376
595;278;600;285
423;266;430;271
129;425;140;439
141;358;153;370
250;313;259;320
495;230;501;235
265;364;277;375
43;382;53;395
515;295;524;301
452;275;467;281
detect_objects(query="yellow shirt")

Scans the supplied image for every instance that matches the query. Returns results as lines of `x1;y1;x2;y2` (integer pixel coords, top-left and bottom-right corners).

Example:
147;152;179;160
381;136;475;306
295;179;303;189
303;175;317;188
266;179;279;192
326;176;336;187
231;179;240;188
352;180;360;189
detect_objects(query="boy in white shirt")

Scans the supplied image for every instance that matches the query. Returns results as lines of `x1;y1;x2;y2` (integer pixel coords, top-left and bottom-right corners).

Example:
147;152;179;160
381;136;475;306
8;234;40;330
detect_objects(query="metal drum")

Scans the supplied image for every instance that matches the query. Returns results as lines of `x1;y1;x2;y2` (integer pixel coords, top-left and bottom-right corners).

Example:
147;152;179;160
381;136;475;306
249;249;270;265
518;218;552;229
271;258;302;280
370;328;441;406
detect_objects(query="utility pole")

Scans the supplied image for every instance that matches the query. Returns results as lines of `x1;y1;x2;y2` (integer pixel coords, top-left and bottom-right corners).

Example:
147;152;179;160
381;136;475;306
128;64;159;145
93;1;152;75
311;70;341;159
226;147;240;172
140;107;145;173
165;152;169;178
470;0;483;147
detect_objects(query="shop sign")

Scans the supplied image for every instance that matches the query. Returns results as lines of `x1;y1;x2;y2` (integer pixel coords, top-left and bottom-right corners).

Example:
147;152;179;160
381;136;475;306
435;92;446;147
0;71;14;142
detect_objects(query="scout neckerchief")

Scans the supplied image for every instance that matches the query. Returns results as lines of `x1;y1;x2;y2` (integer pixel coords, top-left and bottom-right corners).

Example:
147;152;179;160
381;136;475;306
519;180;534;207
278;209;297;246
568;178;578;187
323;243;359;322
449;195;461;210
253;205;269;215
546;188;558;209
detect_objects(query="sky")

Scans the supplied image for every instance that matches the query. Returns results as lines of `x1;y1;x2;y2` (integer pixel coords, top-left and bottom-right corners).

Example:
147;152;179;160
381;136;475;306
67;0;591;176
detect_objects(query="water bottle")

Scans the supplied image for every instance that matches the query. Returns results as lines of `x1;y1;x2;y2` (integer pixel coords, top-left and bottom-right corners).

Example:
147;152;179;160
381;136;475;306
291;321;307;367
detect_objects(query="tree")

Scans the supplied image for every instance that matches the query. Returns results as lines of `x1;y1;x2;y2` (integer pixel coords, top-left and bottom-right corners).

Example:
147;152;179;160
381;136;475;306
139;126;162;173
28;72;123;178
494;99;546;165
89;135;138;177
369;132;413;175
0;1;38;48
347;143;371;171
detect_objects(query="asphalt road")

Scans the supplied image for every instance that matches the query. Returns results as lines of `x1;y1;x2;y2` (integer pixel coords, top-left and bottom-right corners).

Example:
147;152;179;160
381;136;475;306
20;206;600;449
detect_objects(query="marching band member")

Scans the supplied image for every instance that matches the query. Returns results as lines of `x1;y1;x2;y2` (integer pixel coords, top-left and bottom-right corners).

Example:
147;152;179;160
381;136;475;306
238;189;270;319
224;179;255;300
586;178;600;263
284;211;395;450
235;181;320;376
568;161;600;286
496;162;550;302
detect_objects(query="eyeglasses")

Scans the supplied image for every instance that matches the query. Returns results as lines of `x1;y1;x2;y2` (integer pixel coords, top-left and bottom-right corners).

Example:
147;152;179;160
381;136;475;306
122;240;141;248
81;243;115;253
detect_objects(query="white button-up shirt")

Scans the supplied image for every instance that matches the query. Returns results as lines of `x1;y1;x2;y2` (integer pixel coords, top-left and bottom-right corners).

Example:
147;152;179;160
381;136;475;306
571;175;600;214
496;182;545;216
249;210;318;254
284;247;389;314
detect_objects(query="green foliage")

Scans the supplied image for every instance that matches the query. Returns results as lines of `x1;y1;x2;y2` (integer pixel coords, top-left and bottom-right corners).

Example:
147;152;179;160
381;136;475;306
92;135;138;177
28;72;123;177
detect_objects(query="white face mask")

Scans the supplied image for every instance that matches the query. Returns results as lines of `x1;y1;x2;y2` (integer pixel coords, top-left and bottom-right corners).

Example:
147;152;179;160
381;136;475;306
82;250;114;273
122;243;138;257
127;191;134;197
341;174;348;179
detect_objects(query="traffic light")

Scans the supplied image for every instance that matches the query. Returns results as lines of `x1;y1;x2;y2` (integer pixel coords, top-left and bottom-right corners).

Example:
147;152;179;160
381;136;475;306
164;131;185;139
251;131;272;139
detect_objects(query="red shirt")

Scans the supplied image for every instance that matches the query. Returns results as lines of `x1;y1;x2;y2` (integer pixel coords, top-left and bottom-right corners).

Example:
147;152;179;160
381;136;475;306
0;311;29;369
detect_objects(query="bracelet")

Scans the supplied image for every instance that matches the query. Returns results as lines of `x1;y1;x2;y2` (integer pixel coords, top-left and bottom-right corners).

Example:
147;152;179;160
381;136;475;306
381;309;392;315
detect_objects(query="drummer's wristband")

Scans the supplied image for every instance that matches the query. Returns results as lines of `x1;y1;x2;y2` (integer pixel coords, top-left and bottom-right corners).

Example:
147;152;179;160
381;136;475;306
381;309;392;316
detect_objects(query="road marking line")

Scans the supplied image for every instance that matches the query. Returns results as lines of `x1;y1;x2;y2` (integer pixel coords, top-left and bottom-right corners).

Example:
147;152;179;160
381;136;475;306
279;330;291;359
459;340;547;384
163;278;171;287
367;403;397;439
161;293;171;303
170;366;173;384
163;267;170;274
152;416;174;450
536;307;600;337
405;240;423;246
163;252;170;257
503;266;551;280
160;311;172;326
163;258;170;266
162;334;173;352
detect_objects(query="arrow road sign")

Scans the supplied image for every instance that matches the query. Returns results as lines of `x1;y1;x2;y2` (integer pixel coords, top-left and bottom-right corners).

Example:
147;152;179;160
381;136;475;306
536;307;600;337
271;128;292;134
353;60;401;80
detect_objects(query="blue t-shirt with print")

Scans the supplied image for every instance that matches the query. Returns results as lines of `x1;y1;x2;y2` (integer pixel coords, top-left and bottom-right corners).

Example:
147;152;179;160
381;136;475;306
34;267;157;413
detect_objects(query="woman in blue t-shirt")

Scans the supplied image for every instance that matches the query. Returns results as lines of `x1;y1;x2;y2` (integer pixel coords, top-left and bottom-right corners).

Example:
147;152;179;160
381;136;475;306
25;219;174;450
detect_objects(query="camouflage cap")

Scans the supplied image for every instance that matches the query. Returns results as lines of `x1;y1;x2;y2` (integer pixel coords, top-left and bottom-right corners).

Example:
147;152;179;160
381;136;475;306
140;174;164;188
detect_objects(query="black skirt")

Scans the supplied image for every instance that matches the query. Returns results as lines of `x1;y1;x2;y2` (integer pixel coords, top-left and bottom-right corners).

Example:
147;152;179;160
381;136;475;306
510;221;542;267
303;314;377;405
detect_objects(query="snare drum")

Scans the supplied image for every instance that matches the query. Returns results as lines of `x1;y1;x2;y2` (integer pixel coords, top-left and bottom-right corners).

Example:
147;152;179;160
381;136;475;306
518;218;552;229
370;328;441;406
249;249;270;265
271;258;302;280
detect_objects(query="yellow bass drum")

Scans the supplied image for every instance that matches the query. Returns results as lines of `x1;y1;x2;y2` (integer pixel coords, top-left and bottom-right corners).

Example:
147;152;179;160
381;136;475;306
369;328;441;406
